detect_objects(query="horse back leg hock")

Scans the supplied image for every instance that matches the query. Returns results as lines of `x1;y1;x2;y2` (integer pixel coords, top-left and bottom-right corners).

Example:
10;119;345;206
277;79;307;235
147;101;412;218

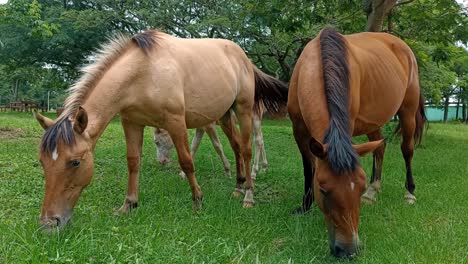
236;108;254;207
219;114;245;197
362;129;386;204
168;123;203;210
205;123;231;177
399;112;417;204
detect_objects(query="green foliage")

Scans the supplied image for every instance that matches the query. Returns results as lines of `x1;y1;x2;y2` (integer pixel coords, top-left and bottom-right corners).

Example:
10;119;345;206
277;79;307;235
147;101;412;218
0;0;466;105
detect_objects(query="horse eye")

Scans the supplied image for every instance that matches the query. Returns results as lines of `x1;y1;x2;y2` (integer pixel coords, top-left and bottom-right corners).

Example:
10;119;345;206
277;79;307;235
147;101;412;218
70;160;81;167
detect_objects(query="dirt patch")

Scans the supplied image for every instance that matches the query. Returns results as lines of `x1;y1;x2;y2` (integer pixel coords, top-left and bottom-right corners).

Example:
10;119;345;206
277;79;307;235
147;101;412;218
0;127;23;140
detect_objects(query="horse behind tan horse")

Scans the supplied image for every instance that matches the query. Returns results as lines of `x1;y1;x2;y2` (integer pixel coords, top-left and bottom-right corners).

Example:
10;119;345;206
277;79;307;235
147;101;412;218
34;30;287;229
154;105;268;179
288;28;426;257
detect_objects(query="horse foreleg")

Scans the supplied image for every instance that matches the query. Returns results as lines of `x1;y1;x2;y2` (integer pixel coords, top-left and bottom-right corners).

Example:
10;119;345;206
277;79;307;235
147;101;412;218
235;109;254;208
168;121;203;210
118;119;144;214
398;111;417;204
291;115;315;214
219;113;245;197
361;129;386;204
205;122;231;177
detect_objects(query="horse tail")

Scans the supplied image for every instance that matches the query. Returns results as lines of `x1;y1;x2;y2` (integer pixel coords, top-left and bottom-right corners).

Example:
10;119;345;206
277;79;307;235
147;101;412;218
319;27;359;174
252;66;289;115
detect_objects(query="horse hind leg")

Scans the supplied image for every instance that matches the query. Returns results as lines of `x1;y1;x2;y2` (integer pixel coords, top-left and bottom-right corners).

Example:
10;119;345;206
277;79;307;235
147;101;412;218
179;128;205;178
167;119;203;210
205;122;231;177
234;105;255;208
361;129;386;204
219;112;245;197
251;113;263;180
398;110;417;204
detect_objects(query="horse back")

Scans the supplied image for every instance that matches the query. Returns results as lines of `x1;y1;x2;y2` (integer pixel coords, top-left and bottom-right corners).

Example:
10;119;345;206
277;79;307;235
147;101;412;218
345;32;419;135
135;34;255;129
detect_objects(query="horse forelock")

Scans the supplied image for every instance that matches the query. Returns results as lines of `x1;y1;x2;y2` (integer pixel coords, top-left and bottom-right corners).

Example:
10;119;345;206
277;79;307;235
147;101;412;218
40;117;75;155
319;27;359;174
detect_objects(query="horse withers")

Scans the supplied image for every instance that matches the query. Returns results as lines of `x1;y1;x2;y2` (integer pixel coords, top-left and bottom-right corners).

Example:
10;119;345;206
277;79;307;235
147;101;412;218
288;28;426;257
34;30;287;229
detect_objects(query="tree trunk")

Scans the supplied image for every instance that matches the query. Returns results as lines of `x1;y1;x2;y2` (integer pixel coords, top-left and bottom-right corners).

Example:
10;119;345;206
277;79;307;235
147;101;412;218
12;79;19;101
455;92;460;120
443;95;450;123
364;0;397;32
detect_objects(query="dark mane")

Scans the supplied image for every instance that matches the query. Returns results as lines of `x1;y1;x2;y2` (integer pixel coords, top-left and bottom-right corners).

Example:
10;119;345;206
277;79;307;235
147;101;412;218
132;30;159;54
319;27;359;174
40;117;75;154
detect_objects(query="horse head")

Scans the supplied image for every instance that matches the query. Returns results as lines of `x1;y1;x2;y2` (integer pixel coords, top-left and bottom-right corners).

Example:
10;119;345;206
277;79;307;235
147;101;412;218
309;137;383;257
34;108;94;229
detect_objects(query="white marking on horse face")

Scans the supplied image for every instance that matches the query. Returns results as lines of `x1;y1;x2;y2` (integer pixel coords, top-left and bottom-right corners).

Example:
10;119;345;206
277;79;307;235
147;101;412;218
350;181;355;191
52;147;59;161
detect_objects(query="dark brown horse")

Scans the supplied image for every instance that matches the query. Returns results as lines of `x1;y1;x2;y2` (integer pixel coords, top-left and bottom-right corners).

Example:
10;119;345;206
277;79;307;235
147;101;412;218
288;28;426;257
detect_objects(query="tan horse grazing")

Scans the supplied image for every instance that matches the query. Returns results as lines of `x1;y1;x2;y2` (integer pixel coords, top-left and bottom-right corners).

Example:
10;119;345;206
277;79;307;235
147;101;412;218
288;28;426;257
153;105;268;179
34;30;288;229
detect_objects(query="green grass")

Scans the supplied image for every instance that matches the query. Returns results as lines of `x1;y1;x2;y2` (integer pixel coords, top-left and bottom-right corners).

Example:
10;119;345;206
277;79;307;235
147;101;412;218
1;112;467;263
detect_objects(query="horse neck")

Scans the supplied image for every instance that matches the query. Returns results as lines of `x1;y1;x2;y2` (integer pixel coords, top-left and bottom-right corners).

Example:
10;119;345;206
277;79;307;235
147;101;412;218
80;65;137;145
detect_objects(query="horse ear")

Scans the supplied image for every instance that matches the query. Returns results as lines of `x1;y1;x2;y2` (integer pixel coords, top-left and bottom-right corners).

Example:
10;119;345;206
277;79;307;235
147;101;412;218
353;139;384;157
309;137;327;159
73;107;88;134
34;109;55;130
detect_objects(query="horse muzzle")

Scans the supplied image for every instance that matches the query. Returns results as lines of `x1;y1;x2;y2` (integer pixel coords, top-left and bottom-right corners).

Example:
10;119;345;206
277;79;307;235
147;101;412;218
329;235;361;258
40;211;72;230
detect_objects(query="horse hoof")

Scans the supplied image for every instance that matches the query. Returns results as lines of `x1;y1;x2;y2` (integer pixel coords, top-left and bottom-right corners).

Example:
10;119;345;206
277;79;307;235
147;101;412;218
292;206;311;215
232;191;243;198
115;200;138;215
404;192;416;204
251;173;257;180
192;197;203;211
361;195;376;205
232;188;244;198
242;201;254;208
179;171;187;179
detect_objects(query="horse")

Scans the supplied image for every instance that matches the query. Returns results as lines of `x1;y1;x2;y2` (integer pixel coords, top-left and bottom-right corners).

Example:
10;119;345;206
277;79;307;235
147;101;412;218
154;105;268;179
34;30;288;229
288;28;426;257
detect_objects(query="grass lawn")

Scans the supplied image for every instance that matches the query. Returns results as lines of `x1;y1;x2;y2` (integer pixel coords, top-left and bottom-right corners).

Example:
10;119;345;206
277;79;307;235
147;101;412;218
0;112;467;263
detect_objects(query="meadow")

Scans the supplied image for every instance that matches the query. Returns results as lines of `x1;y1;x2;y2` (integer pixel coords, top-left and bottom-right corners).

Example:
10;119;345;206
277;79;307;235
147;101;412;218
0;112;467;263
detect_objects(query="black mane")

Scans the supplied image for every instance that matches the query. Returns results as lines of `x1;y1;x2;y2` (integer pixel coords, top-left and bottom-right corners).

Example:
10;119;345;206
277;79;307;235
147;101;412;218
319;28;359;174
132;30;158;54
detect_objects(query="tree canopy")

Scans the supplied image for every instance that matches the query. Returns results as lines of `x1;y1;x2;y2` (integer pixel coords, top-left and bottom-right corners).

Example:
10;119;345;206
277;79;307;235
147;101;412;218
0;0;467;111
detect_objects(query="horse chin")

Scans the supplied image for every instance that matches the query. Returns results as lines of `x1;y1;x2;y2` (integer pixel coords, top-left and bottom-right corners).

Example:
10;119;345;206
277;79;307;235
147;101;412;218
327;225;360;258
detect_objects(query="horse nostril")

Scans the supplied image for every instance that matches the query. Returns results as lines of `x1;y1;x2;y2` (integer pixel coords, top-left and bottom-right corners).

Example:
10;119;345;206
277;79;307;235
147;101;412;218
334;245;345;257
332;243;356;258
53;216;61;227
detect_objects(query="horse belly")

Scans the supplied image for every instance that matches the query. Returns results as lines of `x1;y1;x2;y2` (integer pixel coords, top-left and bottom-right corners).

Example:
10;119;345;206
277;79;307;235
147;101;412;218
183;80;238;128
